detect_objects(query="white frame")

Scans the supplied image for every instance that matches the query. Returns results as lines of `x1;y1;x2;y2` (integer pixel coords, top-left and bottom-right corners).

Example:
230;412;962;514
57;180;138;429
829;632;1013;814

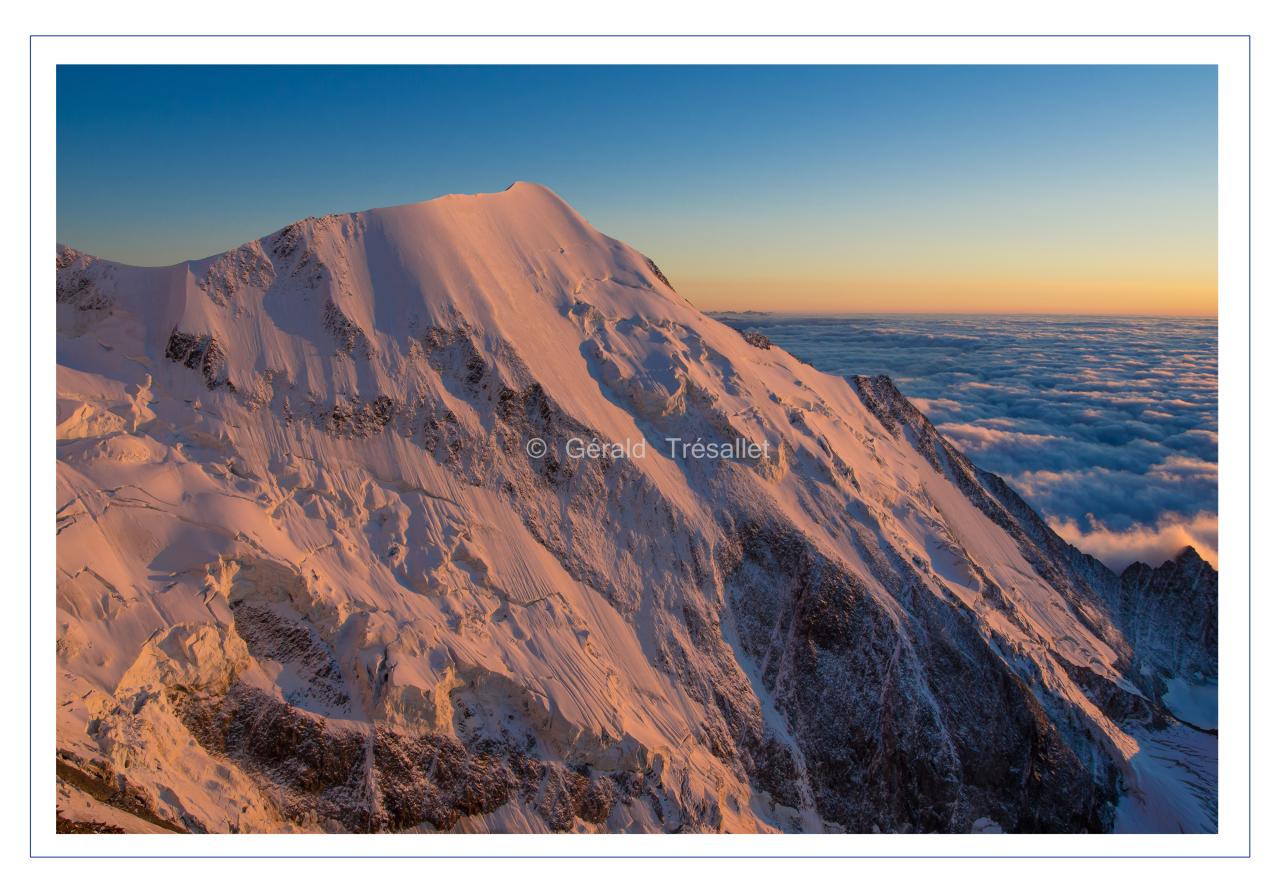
29;35;1250;858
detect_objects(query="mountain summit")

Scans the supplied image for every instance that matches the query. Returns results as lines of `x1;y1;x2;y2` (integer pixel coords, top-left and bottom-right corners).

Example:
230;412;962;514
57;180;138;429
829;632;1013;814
55;184;1216;834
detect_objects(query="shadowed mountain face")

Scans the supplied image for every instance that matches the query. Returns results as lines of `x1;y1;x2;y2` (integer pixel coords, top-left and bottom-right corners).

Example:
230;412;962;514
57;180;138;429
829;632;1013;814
54;183;1216;834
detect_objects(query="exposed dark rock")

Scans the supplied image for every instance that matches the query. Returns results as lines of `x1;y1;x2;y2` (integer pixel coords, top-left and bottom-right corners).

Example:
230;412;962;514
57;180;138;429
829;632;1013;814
56;814;127;834
322;298;373;357
229;601;350;710
644;256;676;292
55;757;191;833
373;728;515;831
164;329;234;391
174;682;370;829
316;393;398;438
1119;547;1218;696
735;327;772;350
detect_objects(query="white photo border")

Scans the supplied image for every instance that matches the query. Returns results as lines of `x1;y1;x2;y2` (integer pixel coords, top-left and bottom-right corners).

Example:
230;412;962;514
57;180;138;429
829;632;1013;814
29;34;1251;858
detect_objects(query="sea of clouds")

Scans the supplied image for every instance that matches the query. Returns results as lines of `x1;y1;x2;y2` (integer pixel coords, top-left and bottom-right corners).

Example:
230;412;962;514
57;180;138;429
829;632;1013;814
716;314;1217;572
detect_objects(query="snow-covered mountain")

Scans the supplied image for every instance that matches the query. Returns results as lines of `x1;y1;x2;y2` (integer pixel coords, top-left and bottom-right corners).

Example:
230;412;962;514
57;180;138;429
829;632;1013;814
54;182;1217;834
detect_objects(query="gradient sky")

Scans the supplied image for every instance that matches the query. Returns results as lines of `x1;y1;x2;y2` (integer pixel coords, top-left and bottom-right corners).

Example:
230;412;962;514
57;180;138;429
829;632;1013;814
56;65;1217;314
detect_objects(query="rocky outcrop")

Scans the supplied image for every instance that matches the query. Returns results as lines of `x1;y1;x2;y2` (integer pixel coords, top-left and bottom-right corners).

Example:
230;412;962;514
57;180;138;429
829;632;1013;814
164;330;234;391
735;327;772;350
1118;548;1218;699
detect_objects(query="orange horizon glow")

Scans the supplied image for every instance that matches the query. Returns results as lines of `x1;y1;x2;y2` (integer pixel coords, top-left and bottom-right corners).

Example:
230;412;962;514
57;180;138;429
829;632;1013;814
680;277;1218;317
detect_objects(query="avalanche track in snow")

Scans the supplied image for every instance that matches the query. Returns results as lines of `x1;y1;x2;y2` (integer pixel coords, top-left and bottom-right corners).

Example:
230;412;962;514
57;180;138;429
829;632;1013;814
54;182;1217;834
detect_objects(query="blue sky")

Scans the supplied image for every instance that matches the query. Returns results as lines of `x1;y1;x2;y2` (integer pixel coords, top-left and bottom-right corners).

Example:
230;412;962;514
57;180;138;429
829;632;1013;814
56;65;1217;313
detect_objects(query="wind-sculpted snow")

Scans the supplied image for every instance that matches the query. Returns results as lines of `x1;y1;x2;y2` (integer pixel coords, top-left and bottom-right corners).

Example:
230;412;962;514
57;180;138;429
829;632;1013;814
54;183;1215;834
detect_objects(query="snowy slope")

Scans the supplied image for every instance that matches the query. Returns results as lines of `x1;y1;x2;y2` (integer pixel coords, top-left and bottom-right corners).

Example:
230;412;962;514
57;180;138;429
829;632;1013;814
54;182;1215;833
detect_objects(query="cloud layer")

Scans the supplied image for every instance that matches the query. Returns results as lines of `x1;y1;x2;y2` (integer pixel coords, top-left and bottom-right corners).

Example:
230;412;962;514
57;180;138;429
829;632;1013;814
719;314;1217;571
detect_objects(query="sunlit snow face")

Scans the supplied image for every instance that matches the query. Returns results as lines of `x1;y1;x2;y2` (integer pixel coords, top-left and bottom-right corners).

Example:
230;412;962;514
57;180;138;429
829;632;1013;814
717;314;1217;571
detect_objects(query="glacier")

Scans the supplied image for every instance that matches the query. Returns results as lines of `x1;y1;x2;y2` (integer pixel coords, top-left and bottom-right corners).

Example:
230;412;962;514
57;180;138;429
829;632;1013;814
54;182;1216;834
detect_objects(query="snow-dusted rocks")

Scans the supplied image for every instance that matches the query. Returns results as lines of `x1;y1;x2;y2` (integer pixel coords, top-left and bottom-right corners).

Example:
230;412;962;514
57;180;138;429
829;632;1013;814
55;182;1215;833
